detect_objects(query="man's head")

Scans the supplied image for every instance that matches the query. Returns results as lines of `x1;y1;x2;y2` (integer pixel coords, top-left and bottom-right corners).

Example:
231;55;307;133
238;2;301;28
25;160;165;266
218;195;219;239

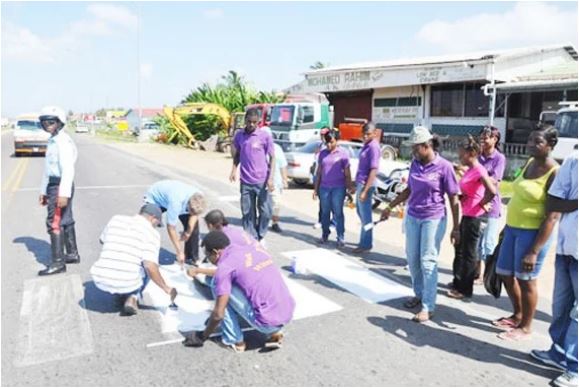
39;106;67;135
244;108;260;133
188;193;206;216
362;122;376;144
139;203;163;227
202;230;231;264
204;209;228;231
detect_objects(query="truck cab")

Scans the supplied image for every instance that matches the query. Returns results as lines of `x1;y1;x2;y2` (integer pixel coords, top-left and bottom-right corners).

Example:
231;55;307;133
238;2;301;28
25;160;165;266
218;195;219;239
552;102;578;162
269;94;332;152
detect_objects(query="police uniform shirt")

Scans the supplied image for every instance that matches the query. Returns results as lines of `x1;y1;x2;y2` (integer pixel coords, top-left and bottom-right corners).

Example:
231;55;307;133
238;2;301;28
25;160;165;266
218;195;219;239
39;130;78;197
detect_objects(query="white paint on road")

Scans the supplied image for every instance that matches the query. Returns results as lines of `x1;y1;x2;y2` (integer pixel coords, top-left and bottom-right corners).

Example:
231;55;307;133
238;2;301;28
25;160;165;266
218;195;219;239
282;248;413;303
15;275;94;367
14;184;150;192
218;195;240;202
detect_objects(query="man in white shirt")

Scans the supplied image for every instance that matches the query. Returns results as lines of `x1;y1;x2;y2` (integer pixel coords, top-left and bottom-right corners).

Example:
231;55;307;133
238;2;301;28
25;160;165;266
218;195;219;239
531;151;578;387
38;106;80;276
90;204;177;315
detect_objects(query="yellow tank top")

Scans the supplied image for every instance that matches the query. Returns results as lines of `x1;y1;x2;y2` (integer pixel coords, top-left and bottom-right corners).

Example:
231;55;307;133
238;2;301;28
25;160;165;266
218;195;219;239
506;158;559;229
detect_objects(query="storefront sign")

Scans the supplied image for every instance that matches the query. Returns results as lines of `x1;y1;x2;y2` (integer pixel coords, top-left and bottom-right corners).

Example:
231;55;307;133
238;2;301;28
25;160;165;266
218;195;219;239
373;106;419;122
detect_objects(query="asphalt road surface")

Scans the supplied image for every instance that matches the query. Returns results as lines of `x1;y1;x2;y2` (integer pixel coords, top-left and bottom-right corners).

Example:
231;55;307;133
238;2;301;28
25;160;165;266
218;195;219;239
1;131;563;386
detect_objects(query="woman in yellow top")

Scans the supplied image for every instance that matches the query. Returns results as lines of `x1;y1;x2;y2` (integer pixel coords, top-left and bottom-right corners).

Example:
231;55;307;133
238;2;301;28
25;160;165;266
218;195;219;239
493;125;560;341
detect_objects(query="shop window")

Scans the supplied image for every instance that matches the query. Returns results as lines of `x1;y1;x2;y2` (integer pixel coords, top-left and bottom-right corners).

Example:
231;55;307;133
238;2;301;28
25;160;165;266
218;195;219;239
374;97;421;107
465;83;489;117
431;84;463;117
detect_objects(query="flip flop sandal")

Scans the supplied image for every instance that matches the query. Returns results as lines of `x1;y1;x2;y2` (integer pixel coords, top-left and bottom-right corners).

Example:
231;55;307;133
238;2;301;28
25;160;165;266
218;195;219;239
412;311;433;323
497;328;531;341
491;317;519;329
403;298;421;309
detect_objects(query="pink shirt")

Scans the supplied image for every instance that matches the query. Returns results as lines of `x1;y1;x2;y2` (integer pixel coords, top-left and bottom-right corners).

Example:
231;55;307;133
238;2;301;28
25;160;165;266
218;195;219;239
459;164;488;217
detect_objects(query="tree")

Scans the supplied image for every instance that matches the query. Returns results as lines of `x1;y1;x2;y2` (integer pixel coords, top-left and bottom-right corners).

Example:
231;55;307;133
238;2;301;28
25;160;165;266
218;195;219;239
309;61;329;70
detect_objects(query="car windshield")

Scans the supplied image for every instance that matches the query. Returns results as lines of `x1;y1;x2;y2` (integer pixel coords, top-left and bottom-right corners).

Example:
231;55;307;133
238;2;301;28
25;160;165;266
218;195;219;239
17;120;41;130
270;105;295;126
555;111;578;139
297;140;322;153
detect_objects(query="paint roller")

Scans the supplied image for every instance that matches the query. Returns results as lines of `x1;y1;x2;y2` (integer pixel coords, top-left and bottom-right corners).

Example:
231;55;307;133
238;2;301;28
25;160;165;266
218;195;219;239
363;219;386;232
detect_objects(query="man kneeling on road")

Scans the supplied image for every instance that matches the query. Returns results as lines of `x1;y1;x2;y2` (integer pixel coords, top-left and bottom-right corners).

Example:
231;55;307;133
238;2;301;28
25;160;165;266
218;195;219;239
90;204;177;315
183;231;295;352
143;180;206;265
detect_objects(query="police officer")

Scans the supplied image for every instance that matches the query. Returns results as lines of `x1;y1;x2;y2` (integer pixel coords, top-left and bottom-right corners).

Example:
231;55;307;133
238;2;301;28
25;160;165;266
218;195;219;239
38;106;79;276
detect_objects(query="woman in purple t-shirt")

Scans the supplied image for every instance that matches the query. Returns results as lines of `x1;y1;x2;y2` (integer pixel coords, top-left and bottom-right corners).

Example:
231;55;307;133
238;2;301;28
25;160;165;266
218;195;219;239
447;136;497;300
313;129;353;247
380;126;460;323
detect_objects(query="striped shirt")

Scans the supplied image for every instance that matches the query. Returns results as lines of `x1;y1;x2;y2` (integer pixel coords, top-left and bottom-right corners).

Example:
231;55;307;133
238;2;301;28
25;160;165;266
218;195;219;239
90;215;160;295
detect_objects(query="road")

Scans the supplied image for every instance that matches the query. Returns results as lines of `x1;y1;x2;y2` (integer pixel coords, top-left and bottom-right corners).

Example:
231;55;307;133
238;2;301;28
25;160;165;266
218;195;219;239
1;131;562;386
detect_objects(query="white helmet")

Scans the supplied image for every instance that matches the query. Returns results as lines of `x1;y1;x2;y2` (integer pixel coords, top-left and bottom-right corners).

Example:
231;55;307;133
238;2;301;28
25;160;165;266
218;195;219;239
39;106;67;126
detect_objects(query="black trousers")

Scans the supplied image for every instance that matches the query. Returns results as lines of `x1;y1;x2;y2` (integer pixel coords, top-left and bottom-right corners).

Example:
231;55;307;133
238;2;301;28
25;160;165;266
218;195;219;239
46;178;75;234
452;216;485;297
178;214;200;261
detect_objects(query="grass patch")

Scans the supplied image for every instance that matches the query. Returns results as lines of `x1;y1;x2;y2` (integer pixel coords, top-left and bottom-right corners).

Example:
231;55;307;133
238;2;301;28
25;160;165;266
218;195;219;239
95;129;136;143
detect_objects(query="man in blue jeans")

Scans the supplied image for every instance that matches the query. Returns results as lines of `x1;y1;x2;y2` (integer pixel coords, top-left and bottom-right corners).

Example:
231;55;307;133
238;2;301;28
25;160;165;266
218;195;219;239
230;109;275;243
183;231;295;352
353;122;381;253
531;151;577;387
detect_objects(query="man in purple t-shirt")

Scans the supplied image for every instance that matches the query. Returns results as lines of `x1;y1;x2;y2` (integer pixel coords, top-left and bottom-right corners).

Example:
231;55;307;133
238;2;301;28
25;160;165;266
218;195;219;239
229;109;275;242
183;231;295;352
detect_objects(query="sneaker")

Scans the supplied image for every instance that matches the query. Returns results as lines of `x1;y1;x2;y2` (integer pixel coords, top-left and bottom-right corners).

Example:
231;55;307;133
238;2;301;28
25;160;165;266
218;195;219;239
530;349;566;371
271;223;283;233
313;222;322;229
259;239;267;249
317;237;328;245
122;295;138;316
551;372;578;387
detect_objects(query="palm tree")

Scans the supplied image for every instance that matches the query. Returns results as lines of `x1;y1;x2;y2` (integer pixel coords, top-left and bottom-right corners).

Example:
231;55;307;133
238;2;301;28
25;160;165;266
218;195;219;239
309;61;329;70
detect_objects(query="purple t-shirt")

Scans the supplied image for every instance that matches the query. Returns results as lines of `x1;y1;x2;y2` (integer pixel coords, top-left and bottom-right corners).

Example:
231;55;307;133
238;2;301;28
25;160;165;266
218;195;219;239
355;140;381;185
478;150;506;218
222;225;254;247
234;129;274;185
318;147;350;188
407;154;460;220
214;244;295;327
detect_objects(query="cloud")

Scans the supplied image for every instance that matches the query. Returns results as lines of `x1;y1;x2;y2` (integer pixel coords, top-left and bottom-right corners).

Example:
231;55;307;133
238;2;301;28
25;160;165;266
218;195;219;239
415;2;577;53
2;3;137;63
202;8;224;19
140;63;153;79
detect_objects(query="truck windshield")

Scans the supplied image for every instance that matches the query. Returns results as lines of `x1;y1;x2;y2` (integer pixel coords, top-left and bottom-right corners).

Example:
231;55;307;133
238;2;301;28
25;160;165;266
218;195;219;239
555;111;578;139
270;105;295;126
16;120;41;130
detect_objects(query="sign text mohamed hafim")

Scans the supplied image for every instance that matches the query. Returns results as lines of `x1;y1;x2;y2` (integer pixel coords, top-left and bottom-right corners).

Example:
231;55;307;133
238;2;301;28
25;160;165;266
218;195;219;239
306;71;373;90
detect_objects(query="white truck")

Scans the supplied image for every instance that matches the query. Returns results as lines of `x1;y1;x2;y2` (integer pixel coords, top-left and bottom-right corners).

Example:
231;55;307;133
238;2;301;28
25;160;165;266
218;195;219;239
13;114;50;156
552;101;578;162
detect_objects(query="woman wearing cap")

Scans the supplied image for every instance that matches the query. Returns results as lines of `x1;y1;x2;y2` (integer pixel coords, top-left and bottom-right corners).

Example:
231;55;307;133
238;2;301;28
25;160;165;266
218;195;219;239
313;128;352;247
447;136;497;300
380;126;460;322
493;125;559;340
474;125;506;284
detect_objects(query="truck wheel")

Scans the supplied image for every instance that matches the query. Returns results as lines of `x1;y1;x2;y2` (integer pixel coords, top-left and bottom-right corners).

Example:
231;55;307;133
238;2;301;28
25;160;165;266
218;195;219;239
381;145;397;161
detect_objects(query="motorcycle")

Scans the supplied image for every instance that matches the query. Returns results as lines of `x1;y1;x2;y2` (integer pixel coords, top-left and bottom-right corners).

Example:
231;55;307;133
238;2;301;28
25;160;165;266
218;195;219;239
372;167;409;210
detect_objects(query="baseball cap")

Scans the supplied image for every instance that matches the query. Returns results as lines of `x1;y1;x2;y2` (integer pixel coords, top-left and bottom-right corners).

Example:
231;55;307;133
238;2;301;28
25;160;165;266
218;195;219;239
140;203;163;227
403;126;433;146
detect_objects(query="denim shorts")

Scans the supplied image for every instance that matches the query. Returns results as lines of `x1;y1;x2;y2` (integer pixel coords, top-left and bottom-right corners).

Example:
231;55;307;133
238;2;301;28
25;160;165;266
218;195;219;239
496;225;553;280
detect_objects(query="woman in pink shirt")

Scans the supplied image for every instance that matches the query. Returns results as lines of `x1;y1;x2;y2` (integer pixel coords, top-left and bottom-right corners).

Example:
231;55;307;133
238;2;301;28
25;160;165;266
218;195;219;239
448;136;497;300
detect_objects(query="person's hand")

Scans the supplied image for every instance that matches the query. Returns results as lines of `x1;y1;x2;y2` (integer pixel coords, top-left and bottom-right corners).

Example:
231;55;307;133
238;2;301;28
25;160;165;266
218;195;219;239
180;230;191;241
187;267;199;278
267;179;275;192
380;208;391;221
229;170;237;183
451;229;461;246
348;184;356;195
522;252;538;273
57;196;69;208
359;191;368;203
39;195;48;206
481;202;492;213
453;163;467;179
182;331;205;347
312;190;318;200
176;251;185;267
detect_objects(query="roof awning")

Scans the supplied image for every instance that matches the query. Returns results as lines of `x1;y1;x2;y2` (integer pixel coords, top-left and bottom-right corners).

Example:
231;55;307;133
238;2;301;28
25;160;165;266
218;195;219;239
493;78;578;93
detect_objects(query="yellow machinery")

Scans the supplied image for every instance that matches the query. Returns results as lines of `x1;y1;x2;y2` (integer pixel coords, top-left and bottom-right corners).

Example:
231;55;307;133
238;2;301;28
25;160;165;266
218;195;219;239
163;103;234;148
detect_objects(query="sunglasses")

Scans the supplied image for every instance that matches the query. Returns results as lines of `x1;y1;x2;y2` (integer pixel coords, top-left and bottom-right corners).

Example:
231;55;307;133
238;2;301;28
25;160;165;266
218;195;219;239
41;119;58;126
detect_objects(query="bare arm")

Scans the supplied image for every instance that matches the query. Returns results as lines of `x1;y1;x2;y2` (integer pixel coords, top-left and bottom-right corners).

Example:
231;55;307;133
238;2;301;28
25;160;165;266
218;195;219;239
380;186;411;220
546;195;578;213
344;166;353;192
203;294;230;339
362;168;378;197
230;148;239;182
143;261;176;299
313;163;322;199
181;215;198;240
187;266;217;277
479;174;498;210
448;193;461;246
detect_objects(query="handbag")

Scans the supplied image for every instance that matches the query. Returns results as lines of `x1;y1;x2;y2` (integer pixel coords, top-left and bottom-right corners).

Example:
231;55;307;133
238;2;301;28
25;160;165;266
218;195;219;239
484;228;505;298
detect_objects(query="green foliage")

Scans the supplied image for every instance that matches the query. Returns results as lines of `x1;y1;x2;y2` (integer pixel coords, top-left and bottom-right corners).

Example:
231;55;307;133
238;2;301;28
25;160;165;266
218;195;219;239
309;61;329;70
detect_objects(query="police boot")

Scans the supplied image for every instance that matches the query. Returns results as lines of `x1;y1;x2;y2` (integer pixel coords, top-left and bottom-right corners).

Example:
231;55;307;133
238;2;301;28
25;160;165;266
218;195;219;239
63;225;81;264
38;233;67;276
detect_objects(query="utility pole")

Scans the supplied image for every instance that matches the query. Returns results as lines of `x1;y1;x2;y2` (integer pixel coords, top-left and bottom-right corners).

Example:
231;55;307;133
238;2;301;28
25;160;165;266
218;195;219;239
136;3;142;132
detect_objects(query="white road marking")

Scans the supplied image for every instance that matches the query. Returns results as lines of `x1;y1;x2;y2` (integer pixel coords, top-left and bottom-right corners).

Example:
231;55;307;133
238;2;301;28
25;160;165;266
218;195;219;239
15;184;150;192
218;195;240;202
15;275;94;367
282;248;413;303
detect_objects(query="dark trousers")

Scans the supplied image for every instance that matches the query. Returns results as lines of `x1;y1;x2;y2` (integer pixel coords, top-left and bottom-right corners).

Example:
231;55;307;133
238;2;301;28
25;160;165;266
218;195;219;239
46;178;75;234
178;214;200;261
240;182;272;241
452;216;485;297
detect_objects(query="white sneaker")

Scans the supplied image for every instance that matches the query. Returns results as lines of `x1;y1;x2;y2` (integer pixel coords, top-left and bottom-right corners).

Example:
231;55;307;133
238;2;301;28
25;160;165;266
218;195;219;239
259;239;267;249
313;222;322;229
552;372;578;387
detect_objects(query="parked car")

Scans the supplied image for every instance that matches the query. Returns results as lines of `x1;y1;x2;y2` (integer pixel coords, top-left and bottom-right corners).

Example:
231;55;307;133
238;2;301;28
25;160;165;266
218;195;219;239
286;139;409;186
13;117;50;156
75;123;89;133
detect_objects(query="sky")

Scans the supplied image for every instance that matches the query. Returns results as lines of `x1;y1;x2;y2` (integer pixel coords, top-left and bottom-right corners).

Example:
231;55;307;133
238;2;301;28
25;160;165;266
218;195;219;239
1;1;577;118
